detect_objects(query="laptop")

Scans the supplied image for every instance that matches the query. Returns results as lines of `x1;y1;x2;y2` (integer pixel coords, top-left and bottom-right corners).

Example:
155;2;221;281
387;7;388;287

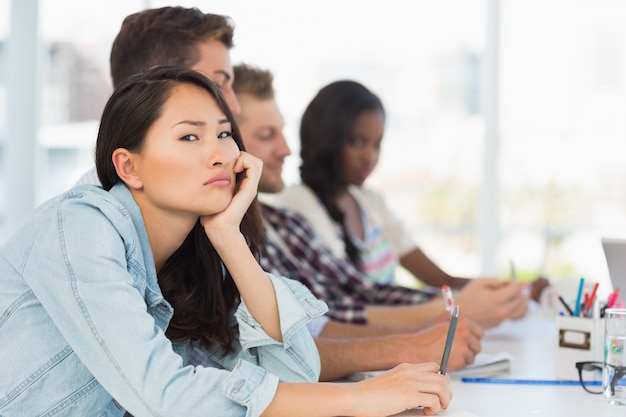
601;237;626;293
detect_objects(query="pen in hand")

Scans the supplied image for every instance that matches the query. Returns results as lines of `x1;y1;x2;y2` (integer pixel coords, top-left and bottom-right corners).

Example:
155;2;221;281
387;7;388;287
439;305;459;375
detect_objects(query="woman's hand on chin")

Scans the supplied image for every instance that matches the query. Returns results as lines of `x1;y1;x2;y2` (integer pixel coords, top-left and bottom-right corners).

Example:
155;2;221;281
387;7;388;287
201;151;262;245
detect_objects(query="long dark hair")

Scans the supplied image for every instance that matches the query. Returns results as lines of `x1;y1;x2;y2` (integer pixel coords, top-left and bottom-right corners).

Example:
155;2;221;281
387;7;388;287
299;80;384;268
96;66;264;354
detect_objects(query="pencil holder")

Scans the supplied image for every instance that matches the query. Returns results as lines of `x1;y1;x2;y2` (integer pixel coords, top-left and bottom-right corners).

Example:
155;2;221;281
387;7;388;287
554;315;604;380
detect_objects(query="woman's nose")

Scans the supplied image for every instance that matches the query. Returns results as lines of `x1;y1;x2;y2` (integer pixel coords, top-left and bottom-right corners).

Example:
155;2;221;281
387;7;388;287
207;140;238;167
276;134;292;157
363;146;379;165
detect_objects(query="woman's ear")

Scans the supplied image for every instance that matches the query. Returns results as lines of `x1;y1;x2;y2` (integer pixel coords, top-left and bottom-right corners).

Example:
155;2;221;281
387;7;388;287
112;148;143;189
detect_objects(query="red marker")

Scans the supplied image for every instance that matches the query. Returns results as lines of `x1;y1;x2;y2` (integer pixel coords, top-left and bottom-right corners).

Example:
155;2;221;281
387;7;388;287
441;285;455;315
584;282;599;315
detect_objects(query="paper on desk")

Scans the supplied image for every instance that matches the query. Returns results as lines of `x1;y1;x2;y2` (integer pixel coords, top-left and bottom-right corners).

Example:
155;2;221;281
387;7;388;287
337;352;512;383
448;352;512;378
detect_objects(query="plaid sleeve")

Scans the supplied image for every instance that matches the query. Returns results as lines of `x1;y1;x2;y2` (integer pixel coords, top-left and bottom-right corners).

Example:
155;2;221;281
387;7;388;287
260;205;432;324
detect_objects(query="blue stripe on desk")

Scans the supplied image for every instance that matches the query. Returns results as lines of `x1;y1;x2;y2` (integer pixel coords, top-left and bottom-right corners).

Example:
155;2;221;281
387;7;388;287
461;378;602;386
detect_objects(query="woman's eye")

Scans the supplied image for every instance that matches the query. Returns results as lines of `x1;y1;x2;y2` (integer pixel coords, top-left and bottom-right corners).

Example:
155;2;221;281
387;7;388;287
180;134;199;142
218;131;233;139
348;137;365;148
257;128;279;142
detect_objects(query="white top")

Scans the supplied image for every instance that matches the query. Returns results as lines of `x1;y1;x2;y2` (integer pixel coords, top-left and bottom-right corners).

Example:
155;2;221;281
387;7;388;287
271;183;417;283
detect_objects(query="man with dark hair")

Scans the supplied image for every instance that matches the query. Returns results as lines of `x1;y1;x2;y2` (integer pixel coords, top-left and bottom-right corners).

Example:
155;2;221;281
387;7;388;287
110;6;239;113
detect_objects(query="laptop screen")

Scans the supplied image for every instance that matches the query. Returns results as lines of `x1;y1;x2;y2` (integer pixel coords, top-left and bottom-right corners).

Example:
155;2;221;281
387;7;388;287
601;237;626;294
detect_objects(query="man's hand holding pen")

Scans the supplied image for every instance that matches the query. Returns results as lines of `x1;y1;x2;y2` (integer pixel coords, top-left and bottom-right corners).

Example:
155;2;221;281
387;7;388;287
409;315;483;371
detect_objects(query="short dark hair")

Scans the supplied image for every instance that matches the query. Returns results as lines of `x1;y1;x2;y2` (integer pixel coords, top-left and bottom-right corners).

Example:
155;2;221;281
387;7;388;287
110;6;235;88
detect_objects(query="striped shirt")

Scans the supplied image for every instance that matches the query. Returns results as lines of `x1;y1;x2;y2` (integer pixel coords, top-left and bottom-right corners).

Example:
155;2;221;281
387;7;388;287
351;206;397;284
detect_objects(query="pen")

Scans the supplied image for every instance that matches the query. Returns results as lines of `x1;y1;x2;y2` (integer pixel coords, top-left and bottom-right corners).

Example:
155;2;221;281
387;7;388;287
608;288;620;309
439;305;458;375
573;277;585;317
461;378;601;386
441;285;455;315
584;282;599;316
557;295;574;316
593;296;601;319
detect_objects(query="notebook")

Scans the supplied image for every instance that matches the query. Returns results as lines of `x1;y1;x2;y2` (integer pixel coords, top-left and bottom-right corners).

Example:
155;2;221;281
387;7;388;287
336;352;511;382
448;352;512;378
601;237;626;292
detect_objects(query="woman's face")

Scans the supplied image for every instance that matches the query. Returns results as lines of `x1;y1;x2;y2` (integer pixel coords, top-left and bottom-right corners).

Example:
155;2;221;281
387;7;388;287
131;82;240;219
341;109;385;186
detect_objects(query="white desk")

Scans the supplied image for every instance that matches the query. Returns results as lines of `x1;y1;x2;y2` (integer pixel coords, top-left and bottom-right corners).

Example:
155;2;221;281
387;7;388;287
396;307;624;417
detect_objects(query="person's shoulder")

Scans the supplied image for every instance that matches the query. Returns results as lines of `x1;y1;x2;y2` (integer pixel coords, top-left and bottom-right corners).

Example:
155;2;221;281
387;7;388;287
61;184;137;227
348;185;386;207
260;199;311;227
64;183;115;205
272;183;318;208
73;166;100;187
278;183;315;199
25;184;110;217
2;185;129;255
59;184;145;252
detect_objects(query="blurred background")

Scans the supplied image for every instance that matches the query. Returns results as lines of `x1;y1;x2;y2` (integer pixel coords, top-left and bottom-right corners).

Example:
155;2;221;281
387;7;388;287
2;0;626;287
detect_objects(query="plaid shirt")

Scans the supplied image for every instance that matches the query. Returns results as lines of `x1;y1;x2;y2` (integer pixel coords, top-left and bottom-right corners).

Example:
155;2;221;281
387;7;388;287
260;203;432;324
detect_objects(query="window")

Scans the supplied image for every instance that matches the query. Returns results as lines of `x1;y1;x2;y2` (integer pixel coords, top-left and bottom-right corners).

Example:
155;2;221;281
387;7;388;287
2;0;624;289
499;0;626;282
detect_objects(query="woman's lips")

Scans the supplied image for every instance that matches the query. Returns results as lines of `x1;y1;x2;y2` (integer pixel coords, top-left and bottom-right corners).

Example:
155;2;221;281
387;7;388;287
204;173;231;186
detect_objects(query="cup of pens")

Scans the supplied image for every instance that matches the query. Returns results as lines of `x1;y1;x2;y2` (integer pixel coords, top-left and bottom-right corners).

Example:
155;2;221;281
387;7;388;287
603;308;626;405
554;278;604;380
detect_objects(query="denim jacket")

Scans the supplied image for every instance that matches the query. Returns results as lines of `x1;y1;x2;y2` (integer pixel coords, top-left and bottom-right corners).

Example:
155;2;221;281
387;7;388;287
0;183;327;417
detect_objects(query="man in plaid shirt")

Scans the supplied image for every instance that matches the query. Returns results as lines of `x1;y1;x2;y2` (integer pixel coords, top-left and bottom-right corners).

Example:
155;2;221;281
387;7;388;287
260;201;431;325
232;66;454;337
233;63;505;337
233;62;535;338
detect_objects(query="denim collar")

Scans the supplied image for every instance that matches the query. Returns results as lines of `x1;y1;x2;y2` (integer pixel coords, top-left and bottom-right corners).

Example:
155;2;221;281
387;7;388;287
108;183;158;288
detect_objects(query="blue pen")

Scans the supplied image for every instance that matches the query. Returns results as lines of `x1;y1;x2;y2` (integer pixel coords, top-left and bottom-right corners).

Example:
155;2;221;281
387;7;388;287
461;378;601;386
573;277;585;317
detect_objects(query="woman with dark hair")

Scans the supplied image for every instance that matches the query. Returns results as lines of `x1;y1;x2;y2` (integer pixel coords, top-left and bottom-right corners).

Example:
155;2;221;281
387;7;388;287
273;80;536;330
296;80;387;280
0;67;451;417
